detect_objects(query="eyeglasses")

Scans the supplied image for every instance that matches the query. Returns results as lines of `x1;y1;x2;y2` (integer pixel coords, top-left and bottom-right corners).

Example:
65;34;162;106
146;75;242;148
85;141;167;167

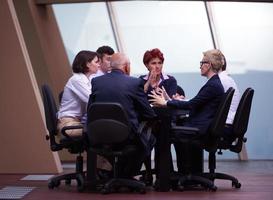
200;61;209;67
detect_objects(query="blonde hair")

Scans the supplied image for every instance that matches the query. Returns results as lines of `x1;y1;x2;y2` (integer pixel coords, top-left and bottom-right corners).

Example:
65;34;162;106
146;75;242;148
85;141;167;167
203;49;224;72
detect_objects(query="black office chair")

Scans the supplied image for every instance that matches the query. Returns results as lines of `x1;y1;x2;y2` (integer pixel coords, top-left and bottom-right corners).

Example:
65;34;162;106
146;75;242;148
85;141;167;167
41;84;86;192
176;85;185;96
202;88;254;188
171;87;235;191
87;102;146;194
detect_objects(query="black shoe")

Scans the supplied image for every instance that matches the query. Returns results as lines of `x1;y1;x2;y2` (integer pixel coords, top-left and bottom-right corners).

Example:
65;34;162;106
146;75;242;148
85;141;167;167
139;173;153;186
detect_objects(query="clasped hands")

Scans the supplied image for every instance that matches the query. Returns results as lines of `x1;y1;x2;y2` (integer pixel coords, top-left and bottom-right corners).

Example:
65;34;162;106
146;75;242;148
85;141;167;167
148;87;185;107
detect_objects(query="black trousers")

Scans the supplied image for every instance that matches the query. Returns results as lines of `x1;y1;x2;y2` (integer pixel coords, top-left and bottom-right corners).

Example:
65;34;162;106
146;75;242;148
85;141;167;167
173;142;203;174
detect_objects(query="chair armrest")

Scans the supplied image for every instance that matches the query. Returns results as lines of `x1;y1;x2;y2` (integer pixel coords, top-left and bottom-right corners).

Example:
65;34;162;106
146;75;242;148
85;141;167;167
61;125;84;140
229;137;247;153
171;109;190;125
172;125;199;134
171;125;200;143
171;125;200;139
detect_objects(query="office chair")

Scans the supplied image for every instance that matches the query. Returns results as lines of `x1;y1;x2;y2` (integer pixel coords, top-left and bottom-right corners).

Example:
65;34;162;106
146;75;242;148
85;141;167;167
202;87;254;188
87;102;146;194
171;87;235;191
41;84;86;192
176;85;185;96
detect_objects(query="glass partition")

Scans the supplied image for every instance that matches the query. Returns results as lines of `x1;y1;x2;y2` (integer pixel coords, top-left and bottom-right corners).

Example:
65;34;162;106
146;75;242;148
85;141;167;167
210;2;273;74
211;2;273;159
112;1;213;75
53;3;117;63
53;1;273;159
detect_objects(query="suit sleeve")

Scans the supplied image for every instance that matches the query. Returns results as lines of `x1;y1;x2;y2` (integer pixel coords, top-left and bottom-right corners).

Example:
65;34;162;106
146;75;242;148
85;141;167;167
167;82;222;110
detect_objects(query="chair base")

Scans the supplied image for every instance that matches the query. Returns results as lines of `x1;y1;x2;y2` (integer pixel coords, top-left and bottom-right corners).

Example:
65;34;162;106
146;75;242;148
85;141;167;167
202;172;241;188
177;174;217;191
100;178;146;194
48;172;85;192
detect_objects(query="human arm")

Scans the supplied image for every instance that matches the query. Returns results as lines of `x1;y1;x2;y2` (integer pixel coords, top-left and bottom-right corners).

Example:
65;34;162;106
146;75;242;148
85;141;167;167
68;75;91;103
143;70;160;93
167;81;223;110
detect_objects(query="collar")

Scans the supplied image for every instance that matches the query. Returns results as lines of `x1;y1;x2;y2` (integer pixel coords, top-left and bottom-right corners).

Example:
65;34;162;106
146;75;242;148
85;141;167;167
111;69;125;74
208;73;219;81
219;70;229;76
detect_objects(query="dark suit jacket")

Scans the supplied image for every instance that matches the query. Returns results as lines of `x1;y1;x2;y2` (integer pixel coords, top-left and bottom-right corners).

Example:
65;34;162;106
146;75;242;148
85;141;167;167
167;74;224;135
88;69;156;137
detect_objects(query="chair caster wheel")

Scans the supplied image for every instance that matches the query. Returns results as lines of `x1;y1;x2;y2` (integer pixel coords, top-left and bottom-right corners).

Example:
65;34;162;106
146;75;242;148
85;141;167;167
232;182;241;188
48;180;55;189
65;179;71;185
101;188;110;194
48;180;60;189
138;188;146;194
209;185;217;191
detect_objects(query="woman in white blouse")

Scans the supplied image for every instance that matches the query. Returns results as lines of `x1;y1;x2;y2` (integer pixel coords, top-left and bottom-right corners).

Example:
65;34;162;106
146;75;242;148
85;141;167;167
58;50;100;137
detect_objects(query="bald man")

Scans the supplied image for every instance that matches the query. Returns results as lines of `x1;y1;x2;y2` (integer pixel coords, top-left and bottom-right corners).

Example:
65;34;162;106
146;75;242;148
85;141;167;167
88;53;156;178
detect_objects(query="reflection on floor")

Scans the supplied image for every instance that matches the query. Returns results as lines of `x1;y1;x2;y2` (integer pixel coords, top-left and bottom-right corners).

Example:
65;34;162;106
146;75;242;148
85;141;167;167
0;160;273;200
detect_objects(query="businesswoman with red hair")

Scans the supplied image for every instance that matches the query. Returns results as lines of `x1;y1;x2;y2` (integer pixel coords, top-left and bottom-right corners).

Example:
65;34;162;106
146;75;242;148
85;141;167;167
139;48;177;99
139;48;178;185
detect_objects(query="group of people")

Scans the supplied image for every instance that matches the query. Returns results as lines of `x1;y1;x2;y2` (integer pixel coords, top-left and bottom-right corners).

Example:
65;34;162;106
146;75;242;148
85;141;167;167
57;46;240;181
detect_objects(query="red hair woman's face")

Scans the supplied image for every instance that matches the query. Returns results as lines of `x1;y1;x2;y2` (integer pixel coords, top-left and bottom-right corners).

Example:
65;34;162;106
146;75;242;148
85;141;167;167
146;57;163;75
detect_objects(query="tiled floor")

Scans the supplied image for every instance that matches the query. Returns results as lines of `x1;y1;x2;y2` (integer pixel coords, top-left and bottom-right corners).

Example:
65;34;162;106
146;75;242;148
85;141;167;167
1;160;273;200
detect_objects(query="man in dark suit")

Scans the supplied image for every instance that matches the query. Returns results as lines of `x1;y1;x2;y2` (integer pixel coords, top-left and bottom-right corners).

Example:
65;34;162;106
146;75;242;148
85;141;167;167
88;52;156;177
149;49;225;173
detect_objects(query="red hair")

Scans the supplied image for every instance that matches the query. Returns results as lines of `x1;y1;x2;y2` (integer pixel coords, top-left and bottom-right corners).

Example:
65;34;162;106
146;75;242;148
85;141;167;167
143;48;164;65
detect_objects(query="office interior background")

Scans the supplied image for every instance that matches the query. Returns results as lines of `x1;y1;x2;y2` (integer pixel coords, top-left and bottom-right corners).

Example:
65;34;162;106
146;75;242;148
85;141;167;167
1;0;273;176
53;1;273;160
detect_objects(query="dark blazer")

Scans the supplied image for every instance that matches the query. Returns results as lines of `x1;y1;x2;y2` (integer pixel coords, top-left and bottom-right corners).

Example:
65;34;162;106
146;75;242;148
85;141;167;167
139;74;177;99
88;69;156;137
167;74;224;135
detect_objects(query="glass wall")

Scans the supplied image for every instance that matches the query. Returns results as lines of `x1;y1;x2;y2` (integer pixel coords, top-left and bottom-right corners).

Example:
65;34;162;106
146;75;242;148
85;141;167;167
211;2;273;73
53;2;117;63
53;1;273;159
210;2;273;159
113;1;213;75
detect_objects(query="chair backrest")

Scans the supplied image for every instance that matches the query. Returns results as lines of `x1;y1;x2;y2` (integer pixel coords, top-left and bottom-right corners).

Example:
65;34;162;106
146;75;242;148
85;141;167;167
233;88;254;139
58;90;64;104
41;84;62;151
226;88;254;153
87;102;130;146
176;85;185;96
209;87;235;138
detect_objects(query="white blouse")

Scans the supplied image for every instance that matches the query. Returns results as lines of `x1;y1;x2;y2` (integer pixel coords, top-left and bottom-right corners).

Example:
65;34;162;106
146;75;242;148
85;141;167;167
58;73;92;122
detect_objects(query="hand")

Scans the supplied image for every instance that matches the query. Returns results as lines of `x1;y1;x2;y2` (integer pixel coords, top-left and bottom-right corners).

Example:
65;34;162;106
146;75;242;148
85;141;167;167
144;70;158;93
155;86;171;101
148;90;167;107
172;93;185;100
148;70;159;88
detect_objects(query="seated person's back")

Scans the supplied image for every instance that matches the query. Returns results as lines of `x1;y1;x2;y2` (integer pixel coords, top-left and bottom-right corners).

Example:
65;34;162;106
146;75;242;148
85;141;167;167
88;53;156;177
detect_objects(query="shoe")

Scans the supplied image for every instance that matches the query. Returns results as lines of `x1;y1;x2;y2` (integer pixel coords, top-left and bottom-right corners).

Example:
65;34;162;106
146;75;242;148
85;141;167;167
139;173;153;186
